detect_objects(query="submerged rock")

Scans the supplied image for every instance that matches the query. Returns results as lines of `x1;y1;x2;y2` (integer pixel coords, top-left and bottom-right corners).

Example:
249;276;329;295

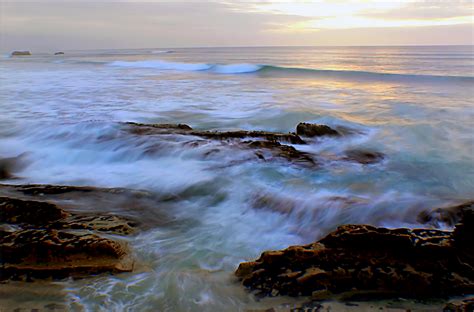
236;203;474;300
418;201;474;228
443;297;474;312
11;51;31;56
296;123;339;137
245;140;316;167
0;154;26;180
343;149;385;165
125;122;306;144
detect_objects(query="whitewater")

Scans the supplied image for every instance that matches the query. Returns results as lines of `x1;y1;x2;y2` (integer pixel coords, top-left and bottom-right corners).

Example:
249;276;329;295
0;46;473;311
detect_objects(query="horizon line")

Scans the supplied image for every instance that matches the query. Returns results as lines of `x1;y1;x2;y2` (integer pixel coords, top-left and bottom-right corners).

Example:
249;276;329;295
5;44;473;53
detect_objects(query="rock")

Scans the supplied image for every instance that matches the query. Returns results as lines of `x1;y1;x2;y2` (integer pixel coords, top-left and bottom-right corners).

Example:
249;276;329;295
54;52;65;55
0;229;132;281
124;122;306;144
0;154;26;179
245;140;316;166
11;51;31;56
0;197;68;225
296;123;339;137
418;201;474;228
443;297;474;312
49;214;137;235
343;149;385;164
235;205;474;300
0;184;149;281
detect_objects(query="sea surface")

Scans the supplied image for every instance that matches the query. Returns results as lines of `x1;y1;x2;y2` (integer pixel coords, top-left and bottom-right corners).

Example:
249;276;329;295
1;46;473;311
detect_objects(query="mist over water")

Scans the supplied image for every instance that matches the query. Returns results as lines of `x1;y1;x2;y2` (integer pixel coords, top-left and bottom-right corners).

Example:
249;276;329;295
1;46;473;310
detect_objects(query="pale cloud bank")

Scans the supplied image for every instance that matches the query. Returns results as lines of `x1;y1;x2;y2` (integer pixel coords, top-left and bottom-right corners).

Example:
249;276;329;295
0;1;472;52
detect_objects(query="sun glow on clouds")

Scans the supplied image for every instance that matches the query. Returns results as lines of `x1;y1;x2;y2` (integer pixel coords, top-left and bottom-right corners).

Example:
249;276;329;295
241;0;473;31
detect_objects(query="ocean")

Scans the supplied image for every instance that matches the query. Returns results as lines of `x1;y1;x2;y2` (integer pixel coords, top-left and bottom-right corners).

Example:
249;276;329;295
1;46;473;310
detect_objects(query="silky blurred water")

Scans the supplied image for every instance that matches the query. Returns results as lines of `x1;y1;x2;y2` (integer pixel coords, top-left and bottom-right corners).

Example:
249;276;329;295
1;46;473;311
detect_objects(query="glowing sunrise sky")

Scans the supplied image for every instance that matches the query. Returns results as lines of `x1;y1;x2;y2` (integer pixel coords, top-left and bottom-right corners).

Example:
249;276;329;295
0;0;472;51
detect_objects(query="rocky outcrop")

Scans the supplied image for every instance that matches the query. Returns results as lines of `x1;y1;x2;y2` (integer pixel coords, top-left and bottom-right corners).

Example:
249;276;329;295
0;184;144;281
1;229;131;281
296;123;339;137
11;51;31;56
54;52;65;55
343;149;384;165
125;122;306;144
418;201;474;227
236;202;474;300
123;122;388;167
443;297;474;312
0;154;26;180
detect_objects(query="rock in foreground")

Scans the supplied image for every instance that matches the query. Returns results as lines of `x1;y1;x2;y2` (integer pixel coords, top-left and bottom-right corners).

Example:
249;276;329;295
0;184;143;281
236;203;474;300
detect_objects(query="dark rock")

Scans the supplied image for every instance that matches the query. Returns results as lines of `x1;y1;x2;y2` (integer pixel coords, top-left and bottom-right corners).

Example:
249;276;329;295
0;154;26;179
0;197;68;225
296;123;339;137
418;201;474;228
236;206;474;300
343;149;385;164
0;184;151;280
245;140;316;166
443;297;474;312
0;229;132;280
11;51;31;56
124;122;306;144
54;52;64;55
190;130;306;145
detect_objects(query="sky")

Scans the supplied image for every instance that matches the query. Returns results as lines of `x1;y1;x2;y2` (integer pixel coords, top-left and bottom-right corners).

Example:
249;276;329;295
0;0;473;51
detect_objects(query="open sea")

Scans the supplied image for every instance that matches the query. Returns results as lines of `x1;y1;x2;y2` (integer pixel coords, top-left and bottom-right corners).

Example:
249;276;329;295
1;46;473;311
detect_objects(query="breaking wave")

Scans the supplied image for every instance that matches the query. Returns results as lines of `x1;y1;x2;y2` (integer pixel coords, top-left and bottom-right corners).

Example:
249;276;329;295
108;59;474;82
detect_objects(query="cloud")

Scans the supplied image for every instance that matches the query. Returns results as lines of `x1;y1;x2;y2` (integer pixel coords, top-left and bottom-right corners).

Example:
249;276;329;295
360;2;474;20
0;1;472;51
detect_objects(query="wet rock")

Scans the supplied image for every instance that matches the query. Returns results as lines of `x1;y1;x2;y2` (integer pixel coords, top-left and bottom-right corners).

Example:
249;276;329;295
11;51;31;56
236;206;474;300
54;52;65;55
418;201;474;228
0;154;26;179
125;122;193;135
296;123;339;137
0;229;132;280
443;297;474;312
124;122;306;144
245;141;315;166
0;197;68;225
49;214;137;235
0;184;148;280
191;130;306;145
343;149;385;165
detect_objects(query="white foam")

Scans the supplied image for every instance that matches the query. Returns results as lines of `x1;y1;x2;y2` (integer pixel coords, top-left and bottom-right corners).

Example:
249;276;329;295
151;50;173;54
211;63;263;74
108;60;263;74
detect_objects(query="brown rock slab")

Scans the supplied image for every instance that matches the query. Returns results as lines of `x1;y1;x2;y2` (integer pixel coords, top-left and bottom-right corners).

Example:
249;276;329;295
296;123;340;137
0;229;132;281
11;51;31;56
236;204;474;300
